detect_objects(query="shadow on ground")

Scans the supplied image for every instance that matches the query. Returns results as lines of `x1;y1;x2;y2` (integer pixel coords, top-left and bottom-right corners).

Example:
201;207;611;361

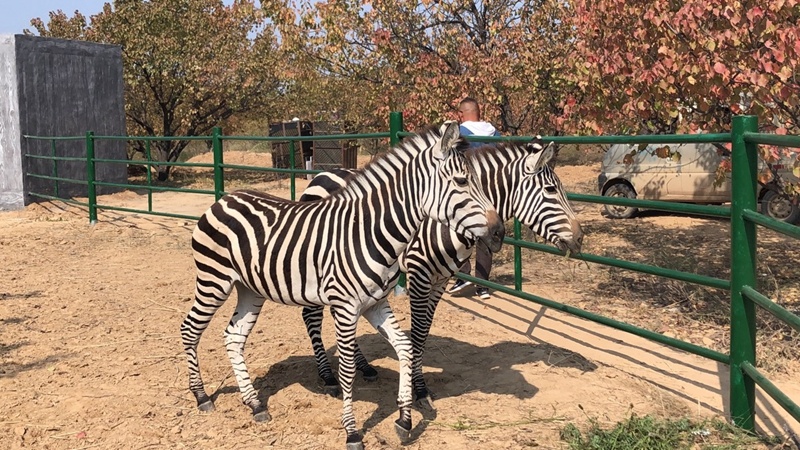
211;334;598;441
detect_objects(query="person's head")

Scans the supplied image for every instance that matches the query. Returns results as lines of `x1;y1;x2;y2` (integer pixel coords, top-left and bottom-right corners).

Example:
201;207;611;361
458;97;481;122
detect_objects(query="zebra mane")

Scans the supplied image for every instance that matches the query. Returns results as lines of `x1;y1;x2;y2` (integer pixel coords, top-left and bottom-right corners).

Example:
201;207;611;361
465;139;556;169
325;124;467;198
465;140;526;163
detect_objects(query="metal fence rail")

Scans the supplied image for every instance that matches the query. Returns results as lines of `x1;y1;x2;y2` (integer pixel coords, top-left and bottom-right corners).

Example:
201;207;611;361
21;113;800;432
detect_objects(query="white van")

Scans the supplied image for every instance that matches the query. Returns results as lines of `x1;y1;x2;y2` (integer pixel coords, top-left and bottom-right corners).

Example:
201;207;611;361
598;143;800;223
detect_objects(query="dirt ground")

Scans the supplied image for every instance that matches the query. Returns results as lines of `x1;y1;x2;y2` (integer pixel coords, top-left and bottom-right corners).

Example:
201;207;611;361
1;151;799;449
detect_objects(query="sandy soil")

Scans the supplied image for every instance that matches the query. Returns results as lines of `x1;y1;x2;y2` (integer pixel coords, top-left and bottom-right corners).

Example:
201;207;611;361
1;152;799;449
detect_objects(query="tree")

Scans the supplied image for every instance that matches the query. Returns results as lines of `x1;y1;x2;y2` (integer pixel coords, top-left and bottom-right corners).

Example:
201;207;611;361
567;0;800;137
29;0;290;180
567;0;800;189
289;0;576;135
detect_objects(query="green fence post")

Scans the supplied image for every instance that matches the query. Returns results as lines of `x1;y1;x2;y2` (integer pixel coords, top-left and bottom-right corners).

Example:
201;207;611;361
389;111;404;147
389;111;407;293
514;219;523;290
289;140;297;201
730;115;758;431
86;131;97;224
145;139;153;212
51;139;59;198
212;127;224;201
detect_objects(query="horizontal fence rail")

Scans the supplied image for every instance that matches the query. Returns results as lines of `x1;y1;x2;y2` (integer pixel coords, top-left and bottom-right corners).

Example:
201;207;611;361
19;113;800;434
455;273;731;365
568;192;732;218
741;362;800;424
505;236;731;290
741;286;800;334
743;132;800;148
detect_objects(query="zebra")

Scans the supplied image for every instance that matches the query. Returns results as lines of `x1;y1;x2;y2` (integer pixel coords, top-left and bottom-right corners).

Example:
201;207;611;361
298;137;583;410
180;121;505;450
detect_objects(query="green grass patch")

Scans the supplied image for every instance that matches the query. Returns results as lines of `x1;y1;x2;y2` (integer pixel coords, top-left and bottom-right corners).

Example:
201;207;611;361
560;413;785;450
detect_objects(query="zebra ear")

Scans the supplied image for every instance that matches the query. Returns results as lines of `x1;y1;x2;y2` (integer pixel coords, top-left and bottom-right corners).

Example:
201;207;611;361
525;135;546;153
524;137;555;173
438;120;461;157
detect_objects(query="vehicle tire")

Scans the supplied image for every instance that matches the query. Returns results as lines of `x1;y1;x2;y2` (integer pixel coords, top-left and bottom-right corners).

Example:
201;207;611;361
760;189;800;224
603;183;638;219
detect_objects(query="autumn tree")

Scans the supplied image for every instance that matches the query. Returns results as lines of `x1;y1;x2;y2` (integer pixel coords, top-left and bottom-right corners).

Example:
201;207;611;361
566;0;800;193
567;0;800;137
288;0;576;135
29;0;290;180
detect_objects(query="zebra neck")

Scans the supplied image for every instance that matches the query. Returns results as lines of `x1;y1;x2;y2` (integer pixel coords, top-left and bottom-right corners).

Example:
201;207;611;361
469;152;518;222
330;152;426;256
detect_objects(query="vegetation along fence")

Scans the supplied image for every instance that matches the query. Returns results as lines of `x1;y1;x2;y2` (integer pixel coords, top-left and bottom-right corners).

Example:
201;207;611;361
22;113;800;433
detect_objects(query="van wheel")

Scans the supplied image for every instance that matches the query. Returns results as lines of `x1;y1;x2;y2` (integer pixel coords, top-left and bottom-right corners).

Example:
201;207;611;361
603;184;638;219
760;189;800;224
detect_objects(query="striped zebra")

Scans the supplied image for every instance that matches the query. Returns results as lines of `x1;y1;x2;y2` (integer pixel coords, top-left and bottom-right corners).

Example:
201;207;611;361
180;121;505;450
299;137;583;410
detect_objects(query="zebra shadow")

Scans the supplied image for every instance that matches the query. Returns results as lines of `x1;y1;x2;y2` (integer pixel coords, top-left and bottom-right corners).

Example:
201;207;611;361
251;334;596;441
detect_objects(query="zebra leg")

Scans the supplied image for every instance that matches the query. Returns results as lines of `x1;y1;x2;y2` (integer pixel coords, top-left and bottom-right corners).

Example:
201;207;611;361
408;274;447;412
354;341;379;382
331;304;365;449
334;308;380;382
180;275;234;413
302;305;340;396
225;282;270;422
303;307;379;398
362;300;414;441
344;316;378;381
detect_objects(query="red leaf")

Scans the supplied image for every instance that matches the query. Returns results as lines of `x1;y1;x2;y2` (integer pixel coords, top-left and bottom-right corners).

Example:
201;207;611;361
746;6;764;21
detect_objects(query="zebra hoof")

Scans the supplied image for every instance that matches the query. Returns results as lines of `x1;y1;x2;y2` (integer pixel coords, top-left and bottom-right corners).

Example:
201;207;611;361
322;377;341;397
253;410;272;423
197;400;215;412
345;433;363;450
394;418;412;441
251;404;271;423
320;374;341;397
323;384;342;398
360;366;379;382
414;396;436;412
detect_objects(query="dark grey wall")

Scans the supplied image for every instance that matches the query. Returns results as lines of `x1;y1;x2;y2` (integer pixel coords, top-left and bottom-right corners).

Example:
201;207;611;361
16;35;126;201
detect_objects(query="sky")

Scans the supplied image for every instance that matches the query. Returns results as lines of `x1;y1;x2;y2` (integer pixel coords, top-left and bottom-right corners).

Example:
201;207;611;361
0;0;111;35
0;0;249;35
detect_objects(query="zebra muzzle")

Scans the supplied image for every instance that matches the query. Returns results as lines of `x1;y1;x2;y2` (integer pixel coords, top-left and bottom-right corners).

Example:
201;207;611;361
482;210;505;253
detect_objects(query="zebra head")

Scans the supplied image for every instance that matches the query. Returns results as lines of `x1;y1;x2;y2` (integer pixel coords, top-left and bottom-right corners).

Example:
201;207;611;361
420;121;505;252
513;137;583;254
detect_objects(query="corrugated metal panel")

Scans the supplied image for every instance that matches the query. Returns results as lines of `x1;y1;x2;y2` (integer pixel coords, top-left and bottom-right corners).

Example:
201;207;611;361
15;35;127;201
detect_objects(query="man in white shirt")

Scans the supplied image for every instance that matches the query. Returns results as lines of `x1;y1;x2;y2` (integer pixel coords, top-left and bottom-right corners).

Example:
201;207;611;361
449;97;500;299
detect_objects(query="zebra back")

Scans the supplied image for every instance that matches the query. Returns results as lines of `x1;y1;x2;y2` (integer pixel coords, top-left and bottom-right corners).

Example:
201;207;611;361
191;121;503;307
301;138;582;258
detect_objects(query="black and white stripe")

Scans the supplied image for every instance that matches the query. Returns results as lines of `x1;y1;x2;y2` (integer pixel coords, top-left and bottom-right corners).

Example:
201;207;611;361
180;121;505;449
299;137;584;409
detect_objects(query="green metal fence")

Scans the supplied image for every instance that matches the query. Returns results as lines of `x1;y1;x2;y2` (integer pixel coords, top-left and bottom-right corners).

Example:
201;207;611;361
21;113;800;432
25;128;396;222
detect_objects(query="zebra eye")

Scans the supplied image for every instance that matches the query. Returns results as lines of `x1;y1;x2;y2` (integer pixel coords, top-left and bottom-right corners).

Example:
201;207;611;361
544;185;558;193
454;176;469;187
